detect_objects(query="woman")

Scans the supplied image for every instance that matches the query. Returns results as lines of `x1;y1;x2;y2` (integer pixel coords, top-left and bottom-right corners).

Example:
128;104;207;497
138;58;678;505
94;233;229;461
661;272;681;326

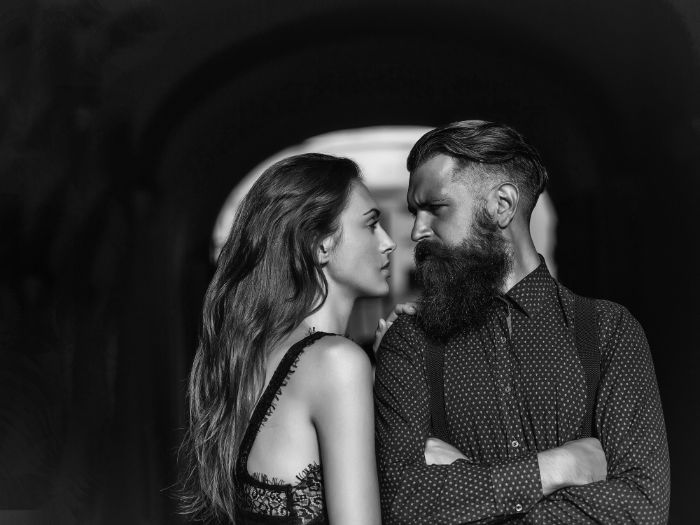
179;153;396;524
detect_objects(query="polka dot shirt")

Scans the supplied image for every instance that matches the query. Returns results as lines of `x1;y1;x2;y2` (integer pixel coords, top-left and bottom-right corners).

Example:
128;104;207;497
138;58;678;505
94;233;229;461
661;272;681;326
374;261;670;524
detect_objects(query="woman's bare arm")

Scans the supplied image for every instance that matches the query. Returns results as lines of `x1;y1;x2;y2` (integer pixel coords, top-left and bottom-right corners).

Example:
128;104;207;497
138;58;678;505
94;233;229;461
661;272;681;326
308;337;381;525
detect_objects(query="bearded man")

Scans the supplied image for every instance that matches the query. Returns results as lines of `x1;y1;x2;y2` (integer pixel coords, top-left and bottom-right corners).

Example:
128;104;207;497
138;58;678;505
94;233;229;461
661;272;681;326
374;120;670;524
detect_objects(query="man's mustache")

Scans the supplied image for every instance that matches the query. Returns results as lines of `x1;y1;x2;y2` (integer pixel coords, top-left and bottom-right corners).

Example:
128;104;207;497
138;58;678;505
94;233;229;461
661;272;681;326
411;220;512;341
414;239;459;265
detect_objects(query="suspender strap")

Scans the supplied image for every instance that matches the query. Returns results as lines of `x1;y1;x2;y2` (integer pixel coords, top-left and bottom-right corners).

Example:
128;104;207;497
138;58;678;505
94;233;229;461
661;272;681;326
574;295;601;438
425;294;601;441
425;340;449;441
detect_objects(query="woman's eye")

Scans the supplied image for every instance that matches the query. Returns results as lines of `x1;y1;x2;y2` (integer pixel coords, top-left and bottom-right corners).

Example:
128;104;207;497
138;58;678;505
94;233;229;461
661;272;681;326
369;221;379;231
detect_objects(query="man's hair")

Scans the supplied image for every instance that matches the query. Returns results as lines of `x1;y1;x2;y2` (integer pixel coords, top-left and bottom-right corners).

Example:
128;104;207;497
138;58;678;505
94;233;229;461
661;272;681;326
407;120;549;219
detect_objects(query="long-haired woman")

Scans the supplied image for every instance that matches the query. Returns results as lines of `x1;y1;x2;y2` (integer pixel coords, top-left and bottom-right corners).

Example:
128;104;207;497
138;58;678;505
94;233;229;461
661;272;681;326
179;153;396;524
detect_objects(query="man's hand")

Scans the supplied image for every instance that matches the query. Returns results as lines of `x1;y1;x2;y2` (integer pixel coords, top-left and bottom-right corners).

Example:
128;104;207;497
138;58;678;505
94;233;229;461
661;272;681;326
424;437;468;465
373;302;417;354
538;437;607;496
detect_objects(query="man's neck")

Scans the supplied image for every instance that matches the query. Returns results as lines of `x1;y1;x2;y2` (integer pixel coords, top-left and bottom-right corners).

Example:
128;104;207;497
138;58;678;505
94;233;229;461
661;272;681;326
503;236;541;293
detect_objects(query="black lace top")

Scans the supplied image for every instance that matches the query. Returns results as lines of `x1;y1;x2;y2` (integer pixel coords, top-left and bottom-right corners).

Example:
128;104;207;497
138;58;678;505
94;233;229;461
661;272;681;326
235;332;332;525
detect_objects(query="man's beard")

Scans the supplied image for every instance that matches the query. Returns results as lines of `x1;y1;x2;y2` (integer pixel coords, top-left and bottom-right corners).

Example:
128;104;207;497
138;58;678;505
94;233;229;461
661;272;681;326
414;205;512;342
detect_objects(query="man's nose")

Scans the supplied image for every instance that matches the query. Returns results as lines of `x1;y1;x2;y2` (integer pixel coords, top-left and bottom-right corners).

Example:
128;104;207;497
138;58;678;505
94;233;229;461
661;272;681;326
411;213;431;242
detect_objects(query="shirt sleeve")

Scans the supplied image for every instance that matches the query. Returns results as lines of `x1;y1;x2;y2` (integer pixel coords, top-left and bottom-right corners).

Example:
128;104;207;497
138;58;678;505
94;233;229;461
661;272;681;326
524;302;670;524
374;315;543;525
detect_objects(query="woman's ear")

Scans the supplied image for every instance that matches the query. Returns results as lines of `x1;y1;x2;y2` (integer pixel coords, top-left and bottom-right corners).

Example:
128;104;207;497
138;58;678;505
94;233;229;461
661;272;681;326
317;236;334;265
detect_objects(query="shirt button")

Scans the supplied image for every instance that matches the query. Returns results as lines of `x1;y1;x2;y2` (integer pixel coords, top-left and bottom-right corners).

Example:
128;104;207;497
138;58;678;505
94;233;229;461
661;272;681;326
515;503;523;512
511;440;519;448
500;335;507;343
504;385;512;393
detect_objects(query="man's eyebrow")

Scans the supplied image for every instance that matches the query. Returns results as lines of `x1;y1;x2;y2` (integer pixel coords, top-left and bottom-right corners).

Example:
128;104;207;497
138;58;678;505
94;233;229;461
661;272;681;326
363;208;381;218
407;196;446;212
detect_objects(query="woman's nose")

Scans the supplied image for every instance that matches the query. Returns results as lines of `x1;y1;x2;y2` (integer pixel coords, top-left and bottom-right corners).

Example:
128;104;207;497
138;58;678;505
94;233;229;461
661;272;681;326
381;226;396;253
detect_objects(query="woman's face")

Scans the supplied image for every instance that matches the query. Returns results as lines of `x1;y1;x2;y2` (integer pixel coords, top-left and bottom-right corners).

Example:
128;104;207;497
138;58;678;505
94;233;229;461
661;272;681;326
325;182;396;297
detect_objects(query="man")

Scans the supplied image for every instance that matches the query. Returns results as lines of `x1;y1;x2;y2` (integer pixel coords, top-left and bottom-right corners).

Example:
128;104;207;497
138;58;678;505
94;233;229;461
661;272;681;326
374;120;670;524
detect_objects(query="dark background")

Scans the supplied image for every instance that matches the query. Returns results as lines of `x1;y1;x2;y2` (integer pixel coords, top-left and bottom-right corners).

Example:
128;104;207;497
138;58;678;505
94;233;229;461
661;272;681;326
1;0;699;523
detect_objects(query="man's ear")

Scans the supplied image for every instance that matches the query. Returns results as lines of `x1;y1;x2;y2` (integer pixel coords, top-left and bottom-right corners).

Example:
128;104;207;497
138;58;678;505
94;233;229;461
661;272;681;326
317;236;334;265
491;182;519;228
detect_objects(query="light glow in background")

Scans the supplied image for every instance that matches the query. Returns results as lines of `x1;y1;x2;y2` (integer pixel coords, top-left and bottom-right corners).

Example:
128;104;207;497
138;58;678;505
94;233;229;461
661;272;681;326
213;126;557;341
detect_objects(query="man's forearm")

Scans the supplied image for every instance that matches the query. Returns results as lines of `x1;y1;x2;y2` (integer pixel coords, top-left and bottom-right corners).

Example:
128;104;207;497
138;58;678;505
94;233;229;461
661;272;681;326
524;472;670;525
380;452;543;525
527;305;671;524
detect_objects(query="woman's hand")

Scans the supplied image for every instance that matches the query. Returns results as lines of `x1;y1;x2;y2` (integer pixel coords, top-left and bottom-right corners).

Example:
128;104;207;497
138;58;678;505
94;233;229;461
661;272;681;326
373;302;417;354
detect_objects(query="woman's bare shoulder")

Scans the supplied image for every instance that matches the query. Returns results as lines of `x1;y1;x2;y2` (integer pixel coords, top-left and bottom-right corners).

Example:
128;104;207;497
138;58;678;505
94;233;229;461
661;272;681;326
293;335;372;394
305;334;371;372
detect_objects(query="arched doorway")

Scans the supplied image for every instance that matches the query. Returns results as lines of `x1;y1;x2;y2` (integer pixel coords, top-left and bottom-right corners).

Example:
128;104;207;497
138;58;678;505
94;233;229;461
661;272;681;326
211;126;558;345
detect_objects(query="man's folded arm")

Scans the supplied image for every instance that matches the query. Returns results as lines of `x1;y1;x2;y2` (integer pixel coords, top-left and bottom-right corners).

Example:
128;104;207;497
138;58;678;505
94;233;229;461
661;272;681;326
524;305;670;524
374;318;542;524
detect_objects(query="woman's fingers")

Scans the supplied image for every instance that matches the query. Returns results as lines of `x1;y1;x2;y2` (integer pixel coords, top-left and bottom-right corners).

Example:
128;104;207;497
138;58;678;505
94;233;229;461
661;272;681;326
395;302;418;315
373;319;388;354
386;302;417;324
374;303;419;354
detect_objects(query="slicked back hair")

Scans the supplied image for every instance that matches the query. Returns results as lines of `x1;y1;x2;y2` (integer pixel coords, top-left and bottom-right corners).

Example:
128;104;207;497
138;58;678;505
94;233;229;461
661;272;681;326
407;120;549;219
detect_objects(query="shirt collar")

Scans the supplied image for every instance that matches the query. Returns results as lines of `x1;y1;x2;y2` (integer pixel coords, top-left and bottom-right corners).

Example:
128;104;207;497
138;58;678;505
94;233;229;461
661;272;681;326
502;255;557;319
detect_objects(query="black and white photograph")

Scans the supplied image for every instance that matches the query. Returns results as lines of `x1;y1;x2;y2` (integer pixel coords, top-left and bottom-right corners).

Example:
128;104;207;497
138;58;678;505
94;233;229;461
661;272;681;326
1;1;699;523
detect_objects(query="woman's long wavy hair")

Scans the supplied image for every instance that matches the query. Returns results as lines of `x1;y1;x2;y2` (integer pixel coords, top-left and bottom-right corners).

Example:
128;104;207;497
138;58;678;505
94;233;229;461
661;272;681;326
178;153;361;523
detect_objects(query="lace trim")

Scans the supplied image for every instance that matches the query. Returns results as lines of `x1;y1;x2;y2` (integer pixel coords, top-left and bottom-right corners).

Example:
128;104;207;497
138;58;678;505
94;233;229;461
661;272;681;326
239;462;325;522
236;331;334;478
260;350;305;426
241;331;330;446
249;471;289;487
291;463;324;522
238;462;327;525
248;461;321;487
235;332;333;523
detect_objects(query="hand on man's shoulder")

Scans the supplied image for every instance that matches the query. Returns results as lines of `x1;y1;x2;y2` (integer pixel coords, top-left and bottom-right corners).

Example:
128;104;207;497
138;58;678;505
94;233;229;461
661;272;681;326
375;312;429;369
